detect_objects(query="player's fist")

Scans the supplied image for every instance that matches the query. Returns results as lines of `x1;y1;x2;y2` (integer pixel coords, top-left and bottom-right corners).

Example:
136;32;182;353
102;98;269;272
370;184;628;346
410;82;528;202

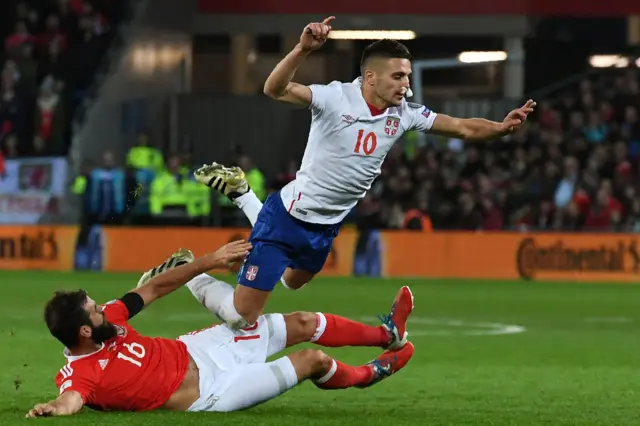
501;99;536;134
207;239;252;268
26;403;56;418
300;16;335;52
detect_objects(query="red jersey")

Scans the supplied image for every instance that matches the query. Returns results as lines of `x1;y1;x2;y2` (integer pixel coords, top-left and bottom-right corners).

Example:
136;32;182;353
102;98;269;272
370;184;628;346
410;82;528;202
54;300;190;411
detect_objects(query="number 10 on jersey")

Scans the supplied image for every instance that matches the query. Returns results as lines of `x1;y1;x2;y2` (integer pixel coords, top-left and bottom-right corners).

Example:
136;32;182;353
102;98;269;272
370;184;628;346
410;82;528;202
354;130;377;156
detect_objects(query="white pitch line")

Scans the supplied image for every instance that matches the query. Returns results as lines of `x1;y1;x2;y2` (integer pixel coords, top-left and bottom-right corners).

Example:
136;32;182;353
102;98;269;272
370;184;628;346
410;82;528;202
358;316;526;336
582;317;634;324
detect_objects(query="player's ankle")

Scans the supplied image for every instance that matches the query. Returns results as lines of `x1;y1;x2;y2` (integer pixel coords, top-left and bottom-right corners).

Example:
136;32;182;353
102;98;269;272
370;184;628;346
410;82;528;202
380;325;393;347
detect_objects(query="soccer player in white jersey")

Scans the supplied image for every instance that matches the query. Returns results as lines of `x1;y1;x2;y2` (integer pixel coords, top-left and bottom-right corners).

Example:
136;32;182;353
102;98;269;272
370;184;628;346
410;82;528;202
193;16;536;331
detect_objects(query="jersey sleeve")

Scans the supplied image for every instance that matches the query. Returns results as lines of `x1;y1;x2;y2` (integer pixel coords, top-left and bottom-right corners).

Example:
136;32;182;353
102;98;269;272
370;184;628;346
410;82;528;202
308;80;343;114
404;102;438;133
101;299;130;324
55;366;95;404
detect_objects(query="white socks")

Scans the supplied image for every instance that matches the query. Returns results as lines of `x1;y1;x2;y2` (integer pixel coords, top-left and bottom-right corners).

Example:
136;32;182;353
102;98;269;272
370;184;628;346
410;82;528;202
185;274;249;329
235;190;263;227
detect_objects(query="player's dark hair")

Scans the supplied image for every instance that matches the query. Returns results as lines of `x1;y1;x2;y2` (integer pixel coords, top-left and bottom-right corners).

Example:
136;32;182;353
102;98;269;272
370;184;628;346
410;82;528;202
44;290;91;348
360;39;411;74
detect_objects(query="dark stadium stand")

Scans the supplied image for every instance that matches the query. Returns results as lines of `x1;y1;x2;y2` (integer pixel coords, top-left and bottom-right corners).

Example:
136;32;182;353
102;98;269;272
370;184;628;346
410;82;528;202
372;69;640;232
0;0;126;157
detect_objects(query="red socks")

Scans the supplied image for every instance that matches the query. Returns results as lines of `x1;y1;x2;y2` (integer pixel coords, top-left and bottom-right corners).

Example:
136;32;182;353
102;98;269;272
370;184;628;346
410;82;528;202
314;359;373;389
310;313;390;348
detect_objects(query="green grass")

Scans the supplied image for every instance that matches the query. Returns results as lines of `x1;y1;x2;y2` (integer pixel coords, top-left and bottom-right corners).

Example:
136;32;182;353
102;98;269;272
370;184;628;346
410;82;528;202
1;271;640;425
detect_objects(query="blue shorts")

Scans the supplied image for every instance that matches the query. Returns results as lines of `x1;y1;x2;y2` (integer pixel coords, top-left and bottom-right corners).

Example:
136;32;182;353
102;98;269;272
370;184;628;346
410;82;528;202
237;192;341;292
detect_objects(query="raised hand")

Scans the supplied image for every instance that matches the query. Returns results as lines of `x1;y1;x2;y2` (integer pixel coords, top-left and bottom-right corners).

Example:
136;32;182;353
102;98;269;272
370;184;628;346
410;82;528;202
501;99;536;134
207;240;252;268
299;16;335;52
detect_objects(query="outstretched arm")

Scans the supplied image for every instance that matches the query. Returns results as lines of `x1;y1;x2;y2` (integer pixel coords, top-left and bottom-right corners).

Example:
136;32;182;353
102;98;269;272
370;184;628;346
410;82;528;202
132;240;252;308
263;16;335;106
430;100;536;142
26;390;84;418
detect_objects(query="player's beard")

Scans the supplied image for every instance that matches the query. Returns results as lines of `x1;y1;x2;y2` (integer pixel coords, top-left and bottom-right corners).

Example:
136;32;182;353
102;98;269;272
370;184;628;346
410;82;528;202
91;322;118;344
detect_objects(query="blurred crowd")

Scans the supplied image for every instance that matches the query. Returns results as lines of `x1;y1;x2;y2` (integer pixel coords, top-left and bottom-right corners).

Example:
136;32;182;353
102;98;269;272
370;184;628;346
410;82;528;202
72;138;269;228
355;69;640;233
72;68;640;233
0;0;124;159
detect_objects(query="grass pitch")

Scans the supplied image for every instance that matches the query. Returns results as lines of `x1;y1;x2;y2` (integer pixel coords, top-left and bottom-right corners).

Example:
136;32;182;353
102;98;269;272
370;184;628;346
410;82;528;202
1;271;639;425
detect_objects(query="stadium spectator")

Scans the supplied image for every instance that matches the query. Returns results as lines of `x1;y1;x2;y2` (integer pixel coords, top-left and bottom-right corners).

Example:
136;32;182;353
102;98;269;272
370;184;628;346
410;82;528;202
149;154;210;226
34;75;66;153
5;20;34;54
2;134;20;158
126;133;164;173
86;150;128;225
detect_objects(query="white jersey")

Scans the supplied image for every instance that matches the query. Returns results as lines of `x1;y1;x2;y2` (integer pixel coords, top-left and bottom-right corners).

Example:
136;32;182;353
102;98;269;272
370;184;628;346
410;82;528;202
280;77;438;224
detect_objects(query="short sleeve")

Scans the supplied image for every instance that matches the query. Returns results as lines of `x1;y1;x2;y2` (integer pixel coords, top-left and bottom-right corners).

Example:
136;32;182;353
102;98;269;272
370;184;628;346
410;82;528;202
404;102;438;133
55;366;95;404
101;299;130;324
308;81;343;114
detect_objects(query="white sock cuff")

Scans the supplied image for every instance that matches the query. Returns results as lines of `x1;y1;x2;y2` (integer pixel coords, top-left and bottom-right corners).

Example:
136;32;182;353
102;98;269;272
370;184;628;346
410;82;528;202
309;313;327;343
234;189;256;208
272;356;299;389
313;359;337;384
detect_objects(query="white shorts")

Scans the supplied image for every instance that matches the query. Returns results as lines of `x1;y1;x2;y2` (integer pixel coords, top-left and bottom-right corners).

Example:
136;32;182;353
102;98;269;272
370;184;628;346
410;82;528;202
178;313;296;412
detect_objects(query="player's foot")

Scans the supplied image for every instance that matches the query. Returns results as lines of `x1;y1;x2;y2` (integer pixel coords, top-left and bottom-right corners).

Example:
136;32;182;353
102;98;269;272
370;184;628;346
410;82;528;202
136;248;195;288
357;342;415;388
379;286;414;350
194;162;249;201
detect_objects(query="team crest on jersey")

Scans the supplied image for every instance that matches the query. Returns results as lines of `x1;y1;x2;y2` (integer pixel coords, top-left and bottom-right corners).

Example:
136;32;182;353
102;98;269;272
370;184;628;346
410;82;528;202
245;265;259;281
384;117;400;136
422;108;431;118
115;324;126;337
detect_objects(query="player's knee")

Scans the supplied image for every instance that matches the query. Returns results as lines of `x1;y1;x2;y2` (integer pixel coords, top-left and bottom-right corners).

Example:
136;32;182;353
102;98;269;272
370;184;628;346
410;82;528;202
299;349;332;375
285;311;317;342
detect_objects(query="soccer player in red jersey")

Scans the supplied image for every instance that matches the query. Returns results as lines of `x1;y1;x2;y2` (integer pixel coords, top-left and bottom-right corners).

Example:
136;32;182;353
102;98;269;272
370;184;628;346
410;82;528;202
26;240;415;417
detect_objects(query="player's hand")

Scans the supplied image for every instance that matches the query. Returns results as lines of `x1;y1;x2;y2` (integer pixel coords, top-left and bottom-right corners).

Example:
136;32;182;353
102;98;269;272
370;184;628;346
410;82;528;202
207;240;252;268
300;16;335;52
500;99;536;134
26;403;56;418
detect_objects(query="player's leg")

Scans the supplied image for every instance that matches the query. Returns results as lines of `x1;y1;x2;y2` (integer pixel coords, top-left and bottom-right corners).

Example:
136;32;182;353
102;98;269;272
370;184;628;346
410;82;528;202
194;162;314;291
226;184;312;290
280;285;414;350
213;344;415;411
135;249;239;323
209;317;415;412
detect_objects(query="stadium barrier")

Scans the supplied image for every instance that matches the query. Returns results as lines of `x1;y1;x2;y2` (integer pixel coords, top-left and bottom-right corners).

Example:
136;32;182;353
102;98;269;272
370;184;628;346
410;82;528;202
0;225;638;282
0;225;78;270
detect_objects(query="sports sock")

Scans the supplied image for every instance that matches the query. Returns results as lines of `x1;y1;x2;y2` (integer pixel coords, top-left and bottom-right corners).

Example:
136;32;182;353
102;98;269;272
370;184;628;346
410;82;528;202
310;313;390;348
185;274;249;329
234;190;263;227
313;359;373;389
